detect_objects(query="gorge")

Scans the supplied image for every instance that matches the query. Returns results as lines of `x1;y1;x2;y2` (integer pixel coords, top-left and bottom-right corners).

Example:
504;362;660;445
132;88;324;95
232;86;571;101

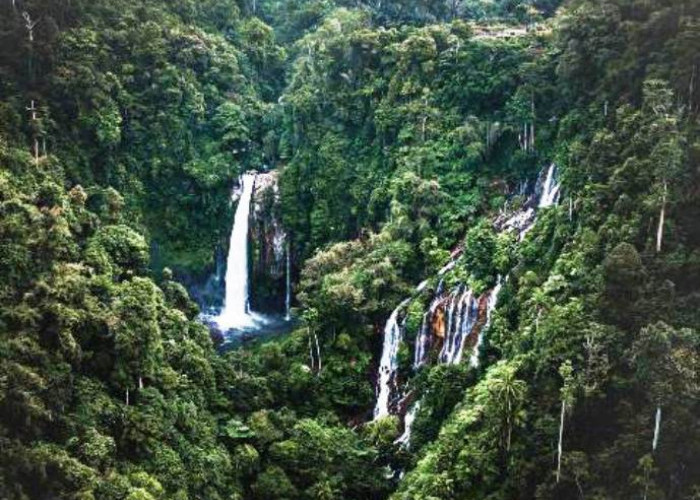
1;0;699;499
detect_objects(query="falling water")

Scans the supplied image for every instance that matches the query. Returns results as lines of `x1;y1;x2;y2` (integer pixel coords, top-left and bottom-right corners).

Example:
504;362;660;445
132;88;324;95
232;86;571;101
374;164;562;419
538;163;561;208
453;291;480;364
413;313;430;369
439;292;459;364
470;280;502;366
394;401;421;448
216;173;257;330
374;299;411;419
285;241;292;321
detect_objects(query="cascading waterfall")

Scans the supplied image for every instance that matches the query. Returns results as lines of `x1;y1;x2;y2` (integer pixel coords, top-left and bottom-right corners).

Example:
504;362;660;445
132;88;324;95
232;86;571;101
374;299;411;419
470;280;502;366
454;291;481;364
374;165;562;430
394;401;421;447
538;163;561;208
413;313;430;369
216;173;258;330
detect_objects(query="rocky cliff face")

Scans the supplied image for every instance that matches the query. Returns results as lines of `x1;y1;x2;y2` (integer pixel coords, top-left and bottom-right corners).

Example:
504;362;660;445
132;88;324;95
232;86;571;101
250;171;288;314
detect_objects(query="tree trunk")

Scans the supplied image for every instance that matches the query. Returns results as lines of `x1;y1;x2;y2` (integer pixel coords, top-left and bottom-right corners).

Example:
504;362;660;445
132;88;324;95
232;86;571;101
530;95;536;151
643;406;662;500
138;376;144;390
556;400;566;483
308;328;315;371
125;388;129;406
569;197;573;222
689;64;696;112
652;406;661;451
656;180;667;253
314;333;322;374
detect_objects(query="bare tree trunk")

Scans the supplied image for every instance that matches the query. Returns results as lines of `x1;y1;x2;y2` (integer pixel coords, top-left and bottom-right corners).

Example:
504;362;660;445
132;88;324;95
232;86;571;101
26;100;39;164
643;406;662;500
652;406;661;451
125;388;129;406
506;414;512;452
690;65;696;112
486;121;490;151
569;197;573;222
138;376;144;390
314;333;322;374
308;328;315;371
556;400;566;483
530;95;536;151
23;11;38;43
656;180;667;253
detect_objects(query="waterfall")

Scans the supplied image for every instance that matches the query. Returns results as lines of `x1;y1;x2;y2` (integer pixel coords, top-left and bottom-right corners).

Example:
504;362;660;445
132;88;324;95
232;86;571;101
216;173;258;330
454;291;480;364
394;401;421;448
438;289;461;364
414;294;441;369
413;313;430;369
469;280;502;366
374;299;411;419
285;241;292;321
374;164;561;420
538;163;561;208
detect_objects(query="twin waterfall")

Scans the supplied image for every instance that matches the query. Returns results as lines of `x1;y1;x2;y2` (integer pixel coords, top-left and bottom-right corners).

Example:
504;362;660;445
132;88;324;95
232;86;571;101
374;164;562;425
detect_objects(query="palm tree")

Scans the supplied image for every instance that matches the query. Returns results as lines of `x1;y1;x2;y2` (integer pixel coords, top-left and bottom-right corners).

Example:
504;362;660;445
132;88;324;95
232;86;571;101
488;362;527;454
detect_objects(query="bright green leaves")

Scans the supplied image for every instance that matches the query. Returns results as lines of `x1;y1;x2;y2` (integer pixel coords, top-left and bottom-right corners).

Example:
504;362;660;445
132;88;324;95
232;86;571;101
86;225;149;279
397;361;528;498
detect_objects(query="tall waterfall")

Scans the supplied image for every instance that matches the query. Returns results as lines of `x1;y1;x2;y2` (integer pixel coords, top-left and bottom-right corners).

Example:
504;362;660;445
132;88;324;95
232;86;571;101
216;173;257;330
374;299;411;419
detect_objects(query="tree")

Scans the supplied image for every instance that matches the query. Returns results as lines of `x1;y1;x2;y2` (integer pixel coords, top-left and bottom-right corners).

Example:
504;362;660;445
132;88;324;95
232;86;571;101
556;360;577;483
641;80;683;254
486;361;527;455
110;278;164;403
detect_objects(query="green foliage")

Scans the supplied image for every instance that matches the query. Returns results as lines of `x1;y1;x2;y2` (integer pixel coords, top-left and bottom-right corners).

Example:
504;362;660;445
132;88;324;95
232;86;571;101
2;0;700;499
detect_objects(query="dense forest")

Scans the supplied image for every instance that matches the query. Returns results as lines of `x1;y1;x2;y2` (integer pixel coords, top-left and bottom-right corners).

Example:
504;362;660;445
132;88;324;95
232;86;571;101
1;0;699;498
